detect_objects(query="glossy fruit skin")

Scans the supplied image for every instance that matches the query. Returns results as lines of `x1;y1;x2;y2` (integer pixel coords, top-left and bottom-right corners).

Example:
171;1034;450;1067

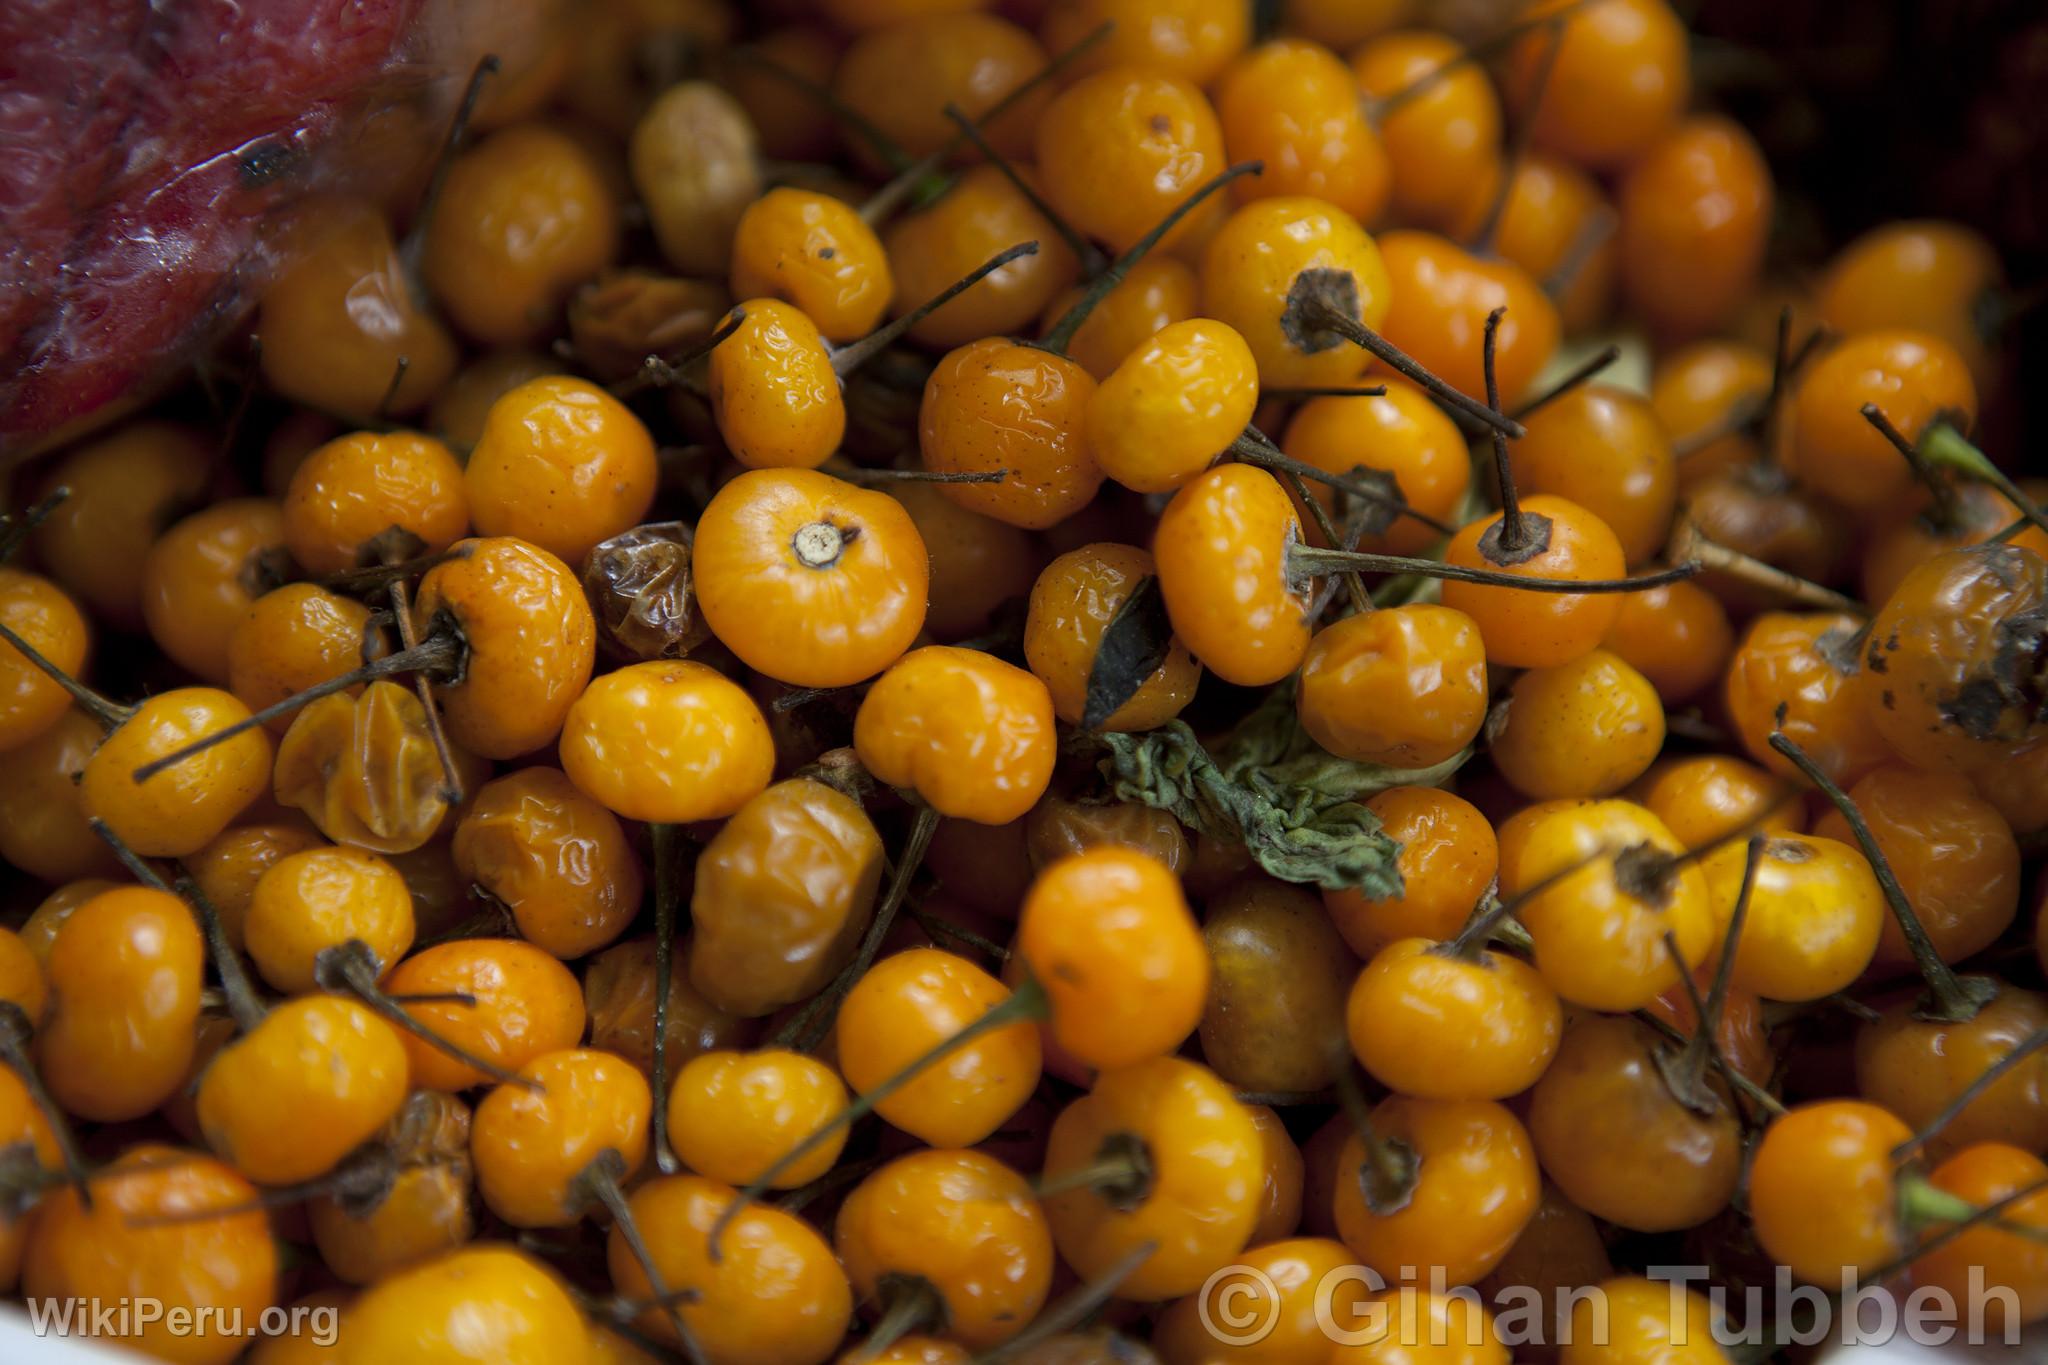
1909;1143;2048;1329
1155;1236;1370;1365
1024;543;1200;732
1816;765;2021;967
17;879;118;966
1375;231;1559;407
837;947;1042;1147
1200;197;1390;390
670;1048;848;1187
920;338;1103;530
1200;877;1359;1093
0;709;122;882
1685;463;1855;614
1043;1057;1263;1301
1476;1181;1614;1331
1724;612;1890;791
730;188;893;342
272;681;479;855
1527;1013;1740;1233
1856;988;2048;1160
1749;1101;1914;1284
473;1048;651;1227
25;1144;279;1365
560;660;775;824
382;939;587;1091
1619;116;1773;339
1281;381;1471;558
1332;1096;1540;1287
0;926;47;1025
887;481;1035;642
1044;257;1199;382
141;498;290;685
1861;482;2039;609
1018;847;1209;1071
1652;340;1774;489
424;123;619;345
1561;1277;1724;1365
629;79;759;275
282;430;470;575
833;12;1048;165
1600;579;1733;705
707;299;846;472
82;689;272;859
430;350;557;451
259;196;457;421
198;995;410;1186
1154;463;1313;687
1705;833;1883;1001
1505;0;1691;170
694;468;930;688
1440;495;1627;671
1245;1103;1307;1244
1491;648;1666;800
1510;386;1677;566
1865;544;2048;771
1357;29;1502;224
1298;606;1489;769
855;646;1057;825
1818;219;2006;394
229;584;381;731
466;377;657;564
453;766;642;960
1325;787;1498;960
609;1174;852;1365
308;1091;474;1285
34;422;214;631
414;536;596;760
1043;0;1250;86
1025;797;1191;881
890;165;1083;351
1627;754;1803;850
1330;1290;1511;1365
245;844;416;992
0;569;89;751
690;778;882;1016
835;1149;1053;1350
587;934;756;1080
1498;799;1713;1012
1350;937;1561;1102
1789;329;1979;510
1215;39;1391;225
1450;153;1619;333
340;1245;588;1365
1087;319;1259;495
1036;67;1228;255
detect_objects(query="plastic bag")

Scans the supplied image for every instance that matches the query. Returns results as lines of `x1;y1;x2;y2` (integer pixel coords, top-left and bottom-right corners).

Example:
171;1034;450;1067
0;0;548;460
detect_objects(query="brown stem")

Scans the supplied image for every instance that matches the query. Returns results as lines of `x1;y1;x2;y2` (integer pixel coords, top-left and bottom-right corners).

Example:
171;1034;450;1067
1290;546;1701;593
1666;519;1865;614
1767;732;1994;1023
577;1150;710;1365
832;242;1039;378
650;822;683;1175
1511;344;1621;421
132;633;463;783
789;803;941;1054
1041;161;1263;356
313;940;537;1088
91;823;268;1034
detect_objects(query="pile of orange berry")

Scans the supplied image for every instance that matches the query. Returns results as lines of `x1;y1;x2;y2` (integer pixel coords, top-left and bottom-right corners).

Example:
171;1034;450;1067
1;0;2046;1362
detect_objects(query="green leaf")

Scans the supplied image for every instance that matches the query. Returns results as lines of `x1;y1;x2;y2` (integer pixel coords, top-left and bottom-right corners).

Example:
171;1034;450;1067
1095;680;1469;893
1081;576;1174;731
